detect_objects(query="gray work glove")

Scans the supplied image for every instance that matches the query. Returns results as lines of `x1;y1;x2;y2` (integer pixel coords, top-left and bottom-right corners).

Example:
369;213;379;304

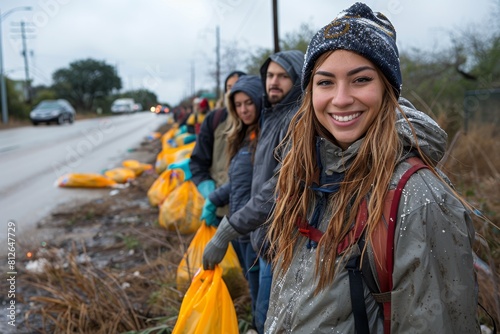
202;216;242;270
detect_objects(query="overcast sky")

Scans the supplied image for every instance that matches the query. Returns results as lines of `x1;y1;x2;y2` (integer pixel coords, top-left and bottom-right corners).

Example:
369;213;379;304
1;0;496;106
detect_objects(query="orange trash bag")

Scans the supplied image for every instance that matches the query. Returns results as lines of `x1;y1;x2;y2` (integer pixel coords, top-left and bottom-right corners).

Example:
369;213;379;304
172;265;239;334
56;173;117;188
158;180;204;234
103;167;136;183
122;159;153;176
147;169;184;207
176;224;242;293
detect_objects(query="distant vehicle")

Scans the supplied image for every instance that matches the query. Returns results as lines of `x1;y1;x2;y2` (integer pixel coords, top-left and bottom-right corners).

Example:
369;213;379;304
29;99;76;125
111;98;136;113
150;104;170;115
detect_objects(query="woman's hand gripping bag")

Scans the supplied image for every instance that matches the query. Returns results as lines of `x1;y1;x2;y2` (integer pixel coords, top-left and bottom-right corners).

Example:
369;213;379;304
147;169;184;207
172;265;239;334
176;224;244;295
158;180;204;234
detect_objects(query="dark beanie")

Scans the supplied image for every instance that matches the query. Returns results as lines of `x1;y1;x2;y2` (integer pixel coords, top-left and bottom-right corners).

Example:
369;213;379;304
301;2;401;96
224;71;247;93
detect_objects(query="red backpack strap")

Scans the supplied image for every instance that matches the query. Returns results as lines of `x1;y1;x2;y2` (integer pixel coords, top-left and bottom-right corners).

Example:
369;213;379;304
379;157;428;334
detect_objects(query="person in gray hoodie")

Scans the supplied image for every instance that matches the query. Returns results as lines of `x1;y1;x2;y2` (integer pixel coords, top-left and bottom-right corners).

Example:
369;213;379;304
265;3;478;333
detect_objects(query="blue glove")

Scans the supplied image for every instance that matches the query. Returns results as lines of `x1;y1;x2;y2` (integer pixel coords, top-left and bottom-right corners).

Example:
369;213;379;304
197;179;215;199
167;158;192;180
200;199;218;226
175;125;187;137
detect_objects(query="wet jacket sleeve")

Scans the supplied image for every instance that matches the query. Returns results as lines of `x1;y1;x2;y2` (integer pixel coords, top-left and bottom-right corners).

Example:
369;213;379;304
208;182;230;208
227;171;278;235
189;112;215;186
391;170;478;333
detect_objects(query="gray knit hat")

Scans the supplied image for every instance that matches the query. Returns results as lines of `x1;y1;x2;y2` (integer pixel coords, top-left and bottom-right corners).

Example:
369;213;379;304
301;2;401;96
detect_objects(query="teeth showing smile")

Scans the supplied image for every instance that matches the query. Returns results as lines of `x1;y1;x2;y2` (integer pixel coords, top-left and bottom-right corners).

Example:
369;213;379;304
332;112;360;122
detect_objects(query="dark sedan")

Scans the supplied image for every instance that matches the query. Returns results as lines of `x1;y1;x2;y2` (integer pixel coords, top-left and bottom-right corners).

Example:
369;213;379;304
30;99;76;125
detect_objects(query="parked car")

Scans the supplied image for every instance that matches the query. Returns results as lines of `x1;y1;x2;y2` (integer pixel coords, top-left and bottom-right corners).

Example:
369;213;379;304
30;99;76;125
111;98;136;113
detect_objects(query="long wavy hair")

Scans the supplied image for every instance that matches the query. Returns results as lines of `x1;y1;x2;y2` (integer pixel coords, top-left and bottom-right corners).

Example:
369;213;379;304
267;51;431;292
224;93;260;165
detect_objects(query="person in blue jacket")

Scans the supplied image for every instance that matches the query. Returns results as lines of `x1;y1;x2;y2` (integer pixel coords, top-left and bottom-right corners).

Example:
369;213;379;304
201;75;263;331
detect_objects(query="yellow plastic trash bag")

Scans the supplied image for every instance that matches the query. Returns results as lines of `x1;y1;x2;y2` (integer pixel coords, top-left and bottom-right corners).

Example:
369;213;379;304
176;224;242;293
158;180;203;234
155;141;196;174
147;169;185;207
122;159;153;176
104;167;136;183
161;126;179;150
56;173;117;188
172;265;239;334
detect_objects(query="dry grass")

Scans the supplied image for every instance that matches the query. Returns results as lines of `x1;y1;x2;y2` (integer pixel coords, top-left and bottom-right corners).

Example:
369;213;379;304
24;248;148;333
440;123;500;327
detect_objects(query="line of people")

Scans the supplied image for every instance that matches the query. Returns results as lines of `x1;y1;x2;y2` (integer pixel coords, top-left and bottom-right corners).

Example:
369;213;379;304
188;2;479;333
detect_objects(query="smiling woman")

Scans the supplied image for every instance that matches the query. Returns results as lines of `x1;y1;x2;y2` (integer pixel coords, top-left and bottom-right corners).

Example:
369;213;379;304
265;2;479;333
312;51;385;150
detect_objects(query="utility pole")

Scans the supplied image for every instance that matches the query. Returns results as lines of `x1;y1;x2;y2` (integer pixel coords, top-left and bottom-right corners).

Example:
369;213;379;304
20;21;32;103
272;0;280;53
0;6;33;124
11;19;35;104
215;25;221;101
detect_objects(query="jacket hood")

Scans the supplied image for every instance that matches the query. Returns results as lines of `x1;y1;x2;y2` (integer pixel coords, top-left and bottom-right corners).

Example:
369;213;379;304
229;75;264;114
260;50;305;109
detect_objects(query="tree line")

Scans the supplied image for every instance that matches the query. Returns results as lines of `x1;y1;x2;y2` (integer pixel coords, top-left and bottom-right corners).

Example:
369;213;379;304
3;17;499;129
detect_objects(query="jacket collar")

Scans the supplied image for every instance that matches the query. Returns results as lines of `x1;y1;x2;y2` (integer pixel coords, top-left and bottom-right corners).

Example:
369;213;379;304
316;137;363;174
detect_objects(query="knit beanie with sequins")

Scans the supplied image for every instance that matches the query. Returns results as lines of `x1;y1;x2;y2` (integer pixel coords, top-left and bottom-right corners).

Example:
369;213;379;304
301;2;402;96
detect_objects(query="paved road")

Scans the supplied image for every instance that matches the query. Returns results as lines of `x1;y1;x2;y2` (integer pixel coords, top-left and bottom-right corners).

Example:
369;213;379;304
0;112;167;257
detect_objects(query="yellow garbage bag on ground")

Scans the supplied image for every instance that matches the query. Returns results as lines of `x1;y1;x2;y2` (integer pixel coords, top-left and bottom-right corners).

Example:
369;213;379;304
155;141;196;174
161;126;179;150
122;159;153;176
104;167;136;183
158;180;203;234
147;169;184;207
56;173;117;188
172;266;239;334
176;224;243;293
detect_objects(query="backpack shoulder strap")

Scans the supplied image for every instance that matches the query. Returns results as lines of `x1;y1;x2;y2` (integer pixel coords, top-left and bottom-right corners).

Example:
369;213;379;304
211;108;225;131
370;157;428;334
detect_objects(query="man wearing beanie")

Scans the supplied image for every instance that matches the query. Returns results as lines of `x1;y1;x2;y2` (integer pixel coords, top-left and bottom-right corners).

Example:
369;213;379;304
203;49;304;334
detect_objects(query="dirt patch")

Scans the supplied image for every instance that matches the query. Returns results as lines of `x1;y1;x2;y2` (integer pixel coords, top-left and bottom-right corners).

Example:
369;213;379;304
0;123;252;333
